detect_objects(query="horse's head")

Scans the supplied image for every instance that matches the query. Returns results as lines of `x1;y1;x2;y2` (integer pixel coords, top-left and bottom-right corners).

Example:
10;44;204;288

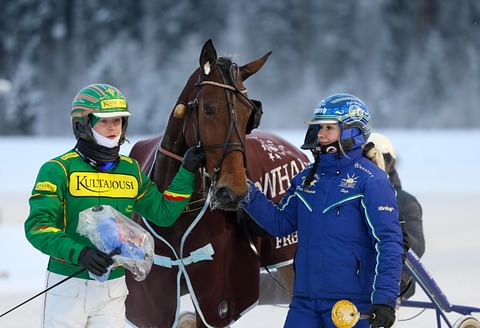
170;39;271;211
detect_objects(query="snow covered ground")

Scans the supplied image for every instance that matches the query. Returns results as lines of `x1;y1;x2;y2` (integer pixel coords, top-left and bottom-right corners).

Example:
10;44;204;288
0;129;479;327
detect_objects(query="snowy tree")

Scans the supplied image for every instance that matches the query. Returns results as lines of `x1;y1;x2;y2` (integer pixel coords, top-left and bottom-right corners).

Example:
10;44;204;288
5;61;43;134
1;1;480;135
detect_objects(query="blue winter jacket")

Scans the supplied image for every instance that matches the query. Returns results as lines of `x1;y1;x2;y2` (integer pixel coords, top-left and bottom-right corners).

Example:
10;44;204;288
242;148;403;308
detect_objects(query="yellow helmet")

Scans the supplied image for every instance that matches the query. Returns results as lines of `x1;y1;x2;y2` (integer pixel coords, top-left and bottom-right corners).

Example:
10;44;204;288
367;132;396;160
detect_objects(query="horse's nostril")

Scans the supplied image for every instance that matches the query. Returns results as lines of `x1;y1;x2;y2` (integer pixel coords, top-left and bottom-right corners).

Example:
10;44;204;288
216;187;235;204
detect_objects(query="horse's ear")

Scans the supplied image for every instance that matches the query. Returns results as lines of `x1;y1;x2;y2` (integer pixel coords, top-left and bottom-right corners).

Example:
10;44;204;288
240;51;272;81
199;39;217;76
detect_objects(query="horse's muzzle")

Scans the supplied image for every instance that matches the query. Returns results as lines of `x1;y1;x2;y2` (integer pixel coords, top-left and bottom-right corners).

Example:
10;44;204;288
213;186;246;211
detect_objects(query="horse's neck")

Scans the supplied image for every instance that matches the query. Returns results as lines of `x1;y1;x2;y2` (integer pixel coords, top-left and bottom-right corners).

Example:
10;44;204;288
153;122;186;191
153;117;205;197
150;122;208;249
152;155;182;192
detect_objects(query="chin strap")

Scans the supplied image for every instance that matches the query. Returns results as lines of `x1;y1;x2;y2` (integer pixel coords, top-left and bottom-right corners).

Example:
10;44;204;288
319;142;339;154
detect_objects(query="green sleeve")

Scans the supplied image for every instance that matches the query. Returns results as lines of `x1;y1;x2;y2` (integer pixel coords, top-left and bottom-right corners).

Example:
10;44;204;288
24;160;85;264
134;166;195;227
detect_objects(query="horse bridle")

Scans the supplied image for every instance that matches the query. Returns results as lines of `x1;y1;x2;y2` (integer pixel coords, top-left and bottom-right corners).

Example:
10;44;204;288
183;60;262;183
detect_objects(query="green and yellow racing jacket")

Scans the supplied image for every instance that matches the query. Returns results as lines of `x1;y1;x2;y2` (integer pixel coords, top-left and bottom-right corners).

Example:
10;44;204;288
25;149;194;280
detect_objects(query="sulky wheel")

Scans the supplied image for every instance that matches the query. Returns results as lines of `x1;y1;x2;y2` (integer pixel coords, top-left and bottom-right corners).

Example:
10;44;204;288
453;316;480;328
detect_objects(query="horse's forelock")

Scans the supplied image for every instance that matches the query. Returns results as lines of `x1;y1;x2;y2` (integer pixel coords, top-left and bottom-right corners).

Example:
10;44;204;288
216;57;233;68
216;57;240;82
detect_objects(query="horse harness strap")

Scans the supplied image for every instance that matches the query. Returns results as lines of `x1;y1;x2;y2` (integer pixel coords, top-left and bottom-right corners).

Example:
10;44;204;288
195;77;247;176
142;190;214;272
158;144;183;162
196;80;262;135
181;59;263;183
183;197;207;213
187;81;235;181
198;80;247;94
153;243;215;268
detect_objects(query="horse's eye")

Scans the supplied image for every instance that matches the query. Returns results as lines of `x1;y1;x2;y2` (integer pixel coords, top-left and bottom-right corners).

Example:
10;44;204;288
203;103;215;116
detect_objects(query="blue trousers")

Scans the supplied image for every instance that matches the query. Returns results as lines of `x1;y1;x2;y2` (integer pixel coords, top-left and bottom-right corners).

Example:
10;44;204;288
284;296;371;328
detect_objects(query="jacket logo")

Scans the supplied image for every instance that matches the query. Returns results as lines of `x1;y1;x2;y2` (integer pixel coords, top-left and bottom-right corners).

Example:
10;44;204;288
60;152;79;161
69;172;138;198
378;205;394;212
339;173;358;189
354;162;374;177
35;181;57;193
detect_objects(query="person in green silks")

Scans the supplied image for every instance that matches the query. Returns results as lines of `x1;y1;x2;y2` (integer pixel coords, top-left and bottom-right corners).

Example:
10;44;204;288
25;83;205;327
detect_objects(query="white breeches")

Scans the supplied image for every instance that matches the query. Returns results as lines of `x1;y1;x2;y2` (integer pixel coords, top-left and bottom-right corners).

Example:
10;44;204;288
41;271;128;328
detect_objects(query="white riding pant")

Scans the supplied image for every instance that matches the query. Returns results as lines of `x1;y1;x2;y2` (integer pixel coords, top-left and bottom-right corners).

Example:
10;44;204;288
41;271;128;328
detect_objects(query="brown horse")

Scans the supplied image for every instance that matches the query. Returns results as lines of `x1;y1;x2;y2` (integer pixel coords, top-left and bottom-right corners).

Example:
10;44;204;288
125;40;309;327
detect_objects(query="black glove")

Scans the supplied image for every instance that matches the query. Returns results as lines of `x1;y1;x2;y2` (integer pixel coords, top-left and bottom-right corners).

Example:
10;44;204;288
182;146;206;172
370;304;396;328
77;247;114;276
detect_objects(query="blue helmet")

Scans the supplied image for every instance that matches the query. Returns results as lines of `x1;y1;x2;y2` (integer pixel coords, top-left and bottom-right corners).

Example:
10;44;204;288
302;93;371;151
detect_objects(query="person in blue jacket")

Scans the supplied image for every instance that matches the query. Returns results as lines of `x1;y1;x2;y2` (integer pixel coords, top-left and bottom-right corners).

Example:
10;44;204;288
241;93;403;328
